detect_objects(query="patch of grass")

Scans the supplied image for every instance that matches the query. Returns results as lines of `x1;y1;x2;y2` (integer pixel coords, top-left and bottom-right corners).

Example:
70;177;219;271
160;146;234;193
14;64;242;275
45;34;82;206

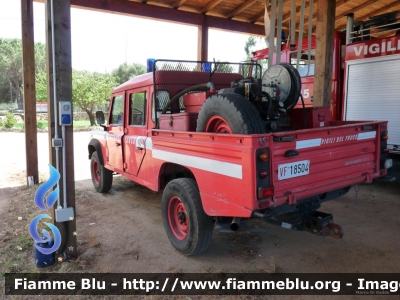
0;119;92;129
74;120;91;128
0;233;36;275
14;123;24;129
37;121;47;129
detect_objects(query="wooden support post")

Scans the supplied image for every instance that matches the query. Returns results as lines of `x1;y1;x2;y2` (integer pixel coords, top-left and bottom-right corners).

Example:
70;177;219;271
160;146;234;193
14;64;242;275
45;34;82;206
197;20;208;61
45;0;77;257
313;0;336;107
21;0;39;185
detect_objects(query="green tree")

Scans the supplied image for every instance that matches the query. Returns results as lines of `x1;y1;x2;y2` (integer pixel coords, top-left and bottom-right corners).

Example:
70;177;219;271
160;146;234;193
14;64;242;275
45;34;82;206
244;36;257;61
244;36;269;61
111;62;146;85
35;68;47;102
0;38;46;106
243;36;269;73
72;70;117;126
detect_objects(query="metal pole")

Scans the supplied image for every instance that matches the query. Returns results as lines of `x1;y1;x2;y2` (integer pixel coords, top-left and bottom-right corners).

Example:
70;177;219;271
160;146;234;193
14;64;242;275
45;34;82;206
296;0;306;70
268;0;277;69
346;13;354;45
306;0;314;76
276;0;284;64
50;0;61;207
290;0;296;49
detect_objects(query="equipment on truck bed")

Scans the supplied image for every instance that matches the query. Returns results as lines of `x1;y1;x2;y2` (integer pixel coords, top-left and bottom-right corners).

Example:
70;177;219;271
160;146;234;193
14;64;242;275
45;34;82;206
153;60;304;134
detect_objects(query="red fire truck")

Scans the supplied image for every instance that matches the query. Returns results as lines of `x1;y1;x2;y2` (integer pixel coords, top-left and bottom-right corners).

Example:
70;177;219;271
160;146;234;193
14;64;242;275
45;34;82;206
88;59;392;255
252;16;400;152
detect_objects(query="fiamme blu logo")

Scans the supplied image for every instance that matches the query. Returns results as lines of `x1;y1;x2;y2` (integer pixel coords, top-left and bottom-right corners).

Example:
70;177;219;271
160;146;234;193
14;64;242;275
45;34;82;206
29;164;62;255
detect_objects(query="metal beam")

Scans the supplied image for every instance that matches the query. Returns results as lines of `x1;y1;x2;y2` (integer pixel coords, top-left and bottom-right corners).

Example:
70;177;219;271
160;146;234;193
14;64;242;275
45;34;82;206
313;0;336;107
21;0;39;186
45;0;77;257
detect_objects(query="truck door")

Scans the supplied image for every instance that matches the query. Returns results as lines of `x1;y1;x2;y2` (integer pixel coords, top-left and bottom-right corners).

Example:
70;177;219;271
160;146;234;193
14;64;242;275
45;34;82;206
123;88;148;176
107;93;125;171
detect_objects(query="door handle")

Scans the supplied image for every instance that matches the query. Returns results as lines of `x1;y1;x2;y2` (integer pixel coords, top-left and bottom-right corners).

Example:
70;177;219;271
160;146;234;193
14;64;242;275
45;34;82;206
116;142;121;146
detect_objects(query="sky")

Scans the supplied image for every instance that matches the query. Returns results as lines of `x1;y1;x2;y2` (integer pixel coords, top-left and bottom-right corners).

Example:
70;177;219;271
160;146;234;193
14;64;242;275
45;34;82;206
0;0;256;73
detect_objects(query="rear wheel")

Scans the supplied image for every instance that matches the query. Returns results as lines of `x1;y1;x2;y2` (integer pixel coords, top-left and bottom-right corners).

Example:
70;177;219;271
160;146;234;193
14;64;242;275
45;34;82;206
162;178;214;256
90;151;113;193
196;93;265;134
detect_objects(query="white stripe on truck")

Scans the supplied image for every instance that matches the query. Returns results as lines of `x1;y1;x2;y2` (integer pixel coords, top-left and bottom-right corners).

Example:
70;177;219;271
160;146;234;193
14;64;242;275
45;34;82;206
296;138;322;149
296;131;376;149
357;131;376;140
152;149;243;179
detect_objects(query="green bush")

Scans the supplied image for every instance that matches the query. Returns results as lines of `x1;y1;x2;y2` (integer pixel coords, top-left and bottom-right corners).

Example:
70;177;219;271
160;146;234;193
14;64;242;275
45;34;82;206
0;118;3;127
3;112;17;128
37;121;47;129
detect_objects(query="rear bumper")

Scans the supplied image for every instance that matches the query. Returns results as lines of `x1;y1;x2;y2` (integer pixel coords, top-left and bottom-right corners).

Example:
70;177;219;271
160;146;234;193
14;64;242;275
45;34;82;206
267;172;381;208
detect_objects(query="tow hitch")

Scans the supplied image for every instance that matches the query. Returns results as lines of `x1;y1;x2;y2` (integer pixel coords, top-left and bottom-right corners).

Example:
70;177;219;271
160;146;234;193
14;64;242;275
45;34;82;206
253;210;344;239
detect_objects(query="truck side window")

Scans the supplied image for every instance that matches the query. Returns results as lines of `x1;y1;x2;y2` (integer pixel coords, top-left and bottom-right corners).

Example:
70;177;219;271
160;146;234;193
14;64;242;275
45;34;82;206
290;50;315;77
129;92;146;126
110;95;124;125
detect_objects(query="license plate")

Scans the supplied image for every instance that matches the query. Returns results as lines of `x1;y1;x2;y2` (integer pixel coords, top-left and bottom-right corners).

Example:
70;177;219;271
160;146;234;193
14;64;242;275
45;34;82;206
278;160;310;180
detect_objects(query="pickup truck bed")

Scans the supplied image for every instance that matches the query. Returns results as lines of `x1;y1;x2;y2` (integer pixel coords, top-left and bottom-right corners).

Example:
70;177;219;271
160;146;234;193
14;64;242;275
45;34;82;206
150;120;388;217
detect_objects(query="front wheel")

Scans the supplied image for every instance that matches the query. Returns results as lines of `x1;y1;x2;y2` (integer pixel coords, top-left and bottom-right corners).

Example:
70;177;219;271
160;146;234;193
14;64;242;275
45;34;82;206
162;178;214;256
90;151;113;193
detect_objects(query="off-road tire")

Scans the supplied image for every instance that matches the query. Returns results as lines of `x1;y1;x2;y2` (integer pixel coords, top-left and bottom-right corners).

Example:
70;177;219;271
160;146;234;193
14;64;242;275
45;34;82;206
90;151;113;193
162;178;214;256
196;93;265;134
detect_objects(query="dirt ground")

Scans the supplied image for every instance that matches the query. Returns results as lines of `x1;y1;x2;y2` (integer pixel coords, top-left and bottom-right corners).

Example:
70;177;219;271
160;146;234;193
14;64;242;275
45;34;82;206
0;131;400;298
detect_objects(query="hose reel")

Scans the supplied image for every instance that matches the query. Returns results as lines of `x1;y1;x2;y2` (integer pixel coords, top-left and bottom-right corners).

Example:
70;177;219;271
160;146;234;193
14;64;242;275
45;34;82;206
262;63;302;116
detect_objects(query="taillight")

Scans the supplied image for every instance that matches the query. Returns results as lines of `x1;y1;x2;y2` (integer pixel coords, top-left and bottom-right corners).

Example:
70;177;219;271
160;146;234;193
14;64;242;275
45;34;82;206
381;132;389;141
256;148;271;200
259;152;268;162
258;187;274;199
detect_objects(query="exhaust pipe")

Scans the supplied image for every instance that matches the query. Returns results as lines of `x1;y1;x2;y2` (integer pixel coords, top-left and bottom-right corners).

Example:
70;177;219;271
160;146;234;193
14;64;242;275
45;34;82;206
230;217;240;231
346;13;354;45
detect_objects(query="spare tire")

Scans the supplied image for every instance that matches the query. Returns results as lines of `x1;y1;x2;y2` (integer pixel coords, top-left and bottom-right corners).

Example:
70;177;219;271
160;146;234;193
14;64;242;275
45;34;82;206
196;93;265;134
